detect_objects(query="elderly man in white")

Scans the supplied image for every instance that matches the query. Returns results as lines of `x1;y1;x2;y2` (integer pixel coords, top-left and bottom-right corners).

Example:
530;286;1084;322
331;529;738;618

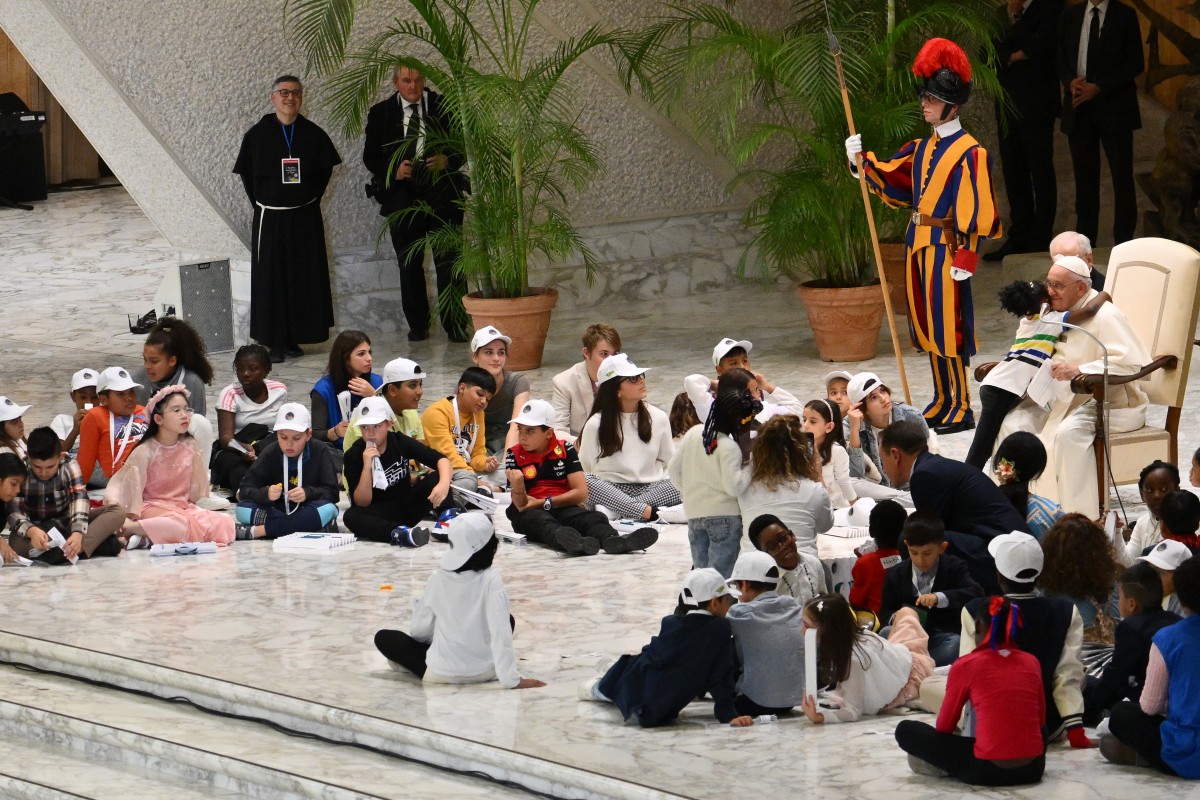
997;255;1150;514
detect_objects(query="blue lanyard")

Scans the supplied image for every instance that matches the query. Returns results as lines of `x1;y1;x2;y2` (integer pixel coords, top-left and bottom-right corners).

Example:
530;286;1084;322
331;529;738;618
280;123;295;157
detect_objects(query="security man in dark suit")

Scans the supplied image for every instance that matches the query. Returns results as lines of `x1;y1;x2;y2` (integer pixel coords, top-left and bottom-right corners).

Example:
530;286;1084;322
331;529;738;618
1057;0;1144;246
986;0;1064;261
364;65;469;342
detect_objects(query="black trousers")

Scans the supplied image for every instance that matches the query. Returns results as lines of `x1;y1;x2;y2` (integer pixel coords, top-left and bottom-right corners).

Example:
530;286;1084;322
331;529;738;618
389;207;466;336
1068;122;1137;245
734;694;793;717
505;505;617;551
342;474;442;542
1109;700;1176;775
895;719;1045;786
210;449;251;496
375;616;516;678
964;385;1022;470
997;113;1057;251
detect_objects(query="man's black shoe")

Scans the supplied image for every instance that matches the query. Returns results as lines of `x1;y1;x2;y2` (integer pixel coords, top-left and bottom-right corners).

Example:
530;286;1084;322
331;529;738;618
407;329;429;342
268;346;286;363
285;344;304;358
932;419;976;435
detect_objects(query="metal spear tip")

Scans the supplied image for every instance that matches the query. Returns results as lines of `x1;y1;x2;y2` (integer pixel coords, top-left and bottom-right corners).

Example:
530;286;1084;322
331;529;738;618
826;29;841;55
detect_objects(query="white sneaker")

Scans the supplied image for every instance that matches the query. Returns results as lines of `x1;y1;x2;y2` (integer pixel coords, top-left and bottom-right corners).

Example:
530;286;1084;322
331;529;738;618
196;494;231;511
125;534;150;550
577;676;603;701
657;504;688;524
594;505;620;521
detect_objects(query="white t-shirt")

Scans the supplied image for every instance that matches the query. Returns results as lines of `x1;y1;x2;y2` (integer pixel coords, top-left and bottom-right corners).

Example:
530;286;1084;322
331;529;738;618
738;478;833;556
217;380;289;433
51;413;81;457
578;405;674;484
821;443;856;508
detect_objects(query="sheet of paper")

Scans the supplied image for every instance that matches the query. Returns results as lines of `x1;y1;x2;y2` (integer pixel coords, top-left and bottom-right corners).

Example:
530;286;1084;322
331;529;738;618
805;628;818;703
1026;361;1057;408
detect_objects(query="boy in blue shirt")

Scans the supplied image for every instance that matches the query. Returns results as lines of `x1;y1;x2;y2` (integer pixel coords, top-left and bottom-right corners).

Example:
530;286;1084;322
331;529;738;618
726;551;805;717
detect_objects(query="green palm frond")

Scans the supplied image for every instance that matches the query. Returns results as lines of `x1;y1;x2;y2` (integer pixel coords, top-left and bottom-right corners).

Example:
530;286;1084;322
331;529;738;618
284;0;361;74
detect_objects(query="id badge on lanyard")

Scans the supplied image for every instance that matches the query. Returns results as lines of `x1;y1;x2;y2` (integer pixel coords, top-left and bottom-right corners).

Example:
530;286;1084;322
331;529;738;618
283;449;303;515
280;123;300;184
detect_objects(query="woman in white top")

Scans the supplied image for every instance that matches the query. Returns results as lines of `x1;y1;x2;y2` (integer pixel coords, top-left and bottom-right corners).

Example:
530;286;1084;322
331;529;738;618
579;354;679;522
739;415;833;556
801;399;856;509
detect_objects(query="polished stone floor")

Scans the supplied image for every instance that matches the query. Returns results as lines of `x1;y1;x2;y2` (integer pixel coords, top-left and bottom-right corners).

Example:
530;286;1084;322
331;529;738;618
1;187;1199;798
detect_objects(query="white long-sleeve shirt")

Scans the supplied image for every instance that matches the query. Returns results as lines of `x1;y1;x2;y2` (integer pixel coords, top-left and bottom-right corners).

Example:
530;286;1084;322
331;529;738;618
578;405;674;484
821;443;856;508
683;374;804;424
667;426;751;518
738;478;833;556
818;631;912;723
409;567;521;688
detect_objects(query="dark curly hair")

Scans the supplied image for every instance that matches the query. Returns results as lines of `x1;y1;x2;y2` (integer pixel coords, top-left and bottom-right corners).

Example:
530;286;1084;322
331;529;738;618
1039;513;1120;603
998;280;1049;318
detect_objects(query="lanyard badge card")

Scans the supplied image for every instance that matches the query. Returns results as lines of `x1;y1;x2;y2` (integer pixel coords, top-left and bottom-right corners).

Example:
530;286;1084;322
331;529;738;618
280;123;301;183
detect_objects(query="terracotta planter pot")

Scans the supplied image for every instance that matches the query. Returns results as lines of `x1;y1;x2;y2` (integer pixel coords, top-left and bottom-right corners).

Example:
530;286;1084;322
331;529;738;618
879;242;909;316
796;281;885;362
463;287;559;370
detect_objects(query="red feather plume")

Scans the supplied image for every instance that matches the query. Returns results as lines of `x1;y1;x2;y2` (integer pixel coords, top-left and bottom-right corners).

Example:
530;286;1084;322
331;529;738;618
912;38;972;81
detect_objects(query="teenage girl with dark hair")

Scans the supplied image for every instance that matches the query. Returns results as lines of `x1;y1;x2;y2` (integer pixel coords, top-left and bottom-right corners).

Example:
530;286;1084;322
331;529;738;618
310;330;382;448
992;431;1061;538
131;317;216;465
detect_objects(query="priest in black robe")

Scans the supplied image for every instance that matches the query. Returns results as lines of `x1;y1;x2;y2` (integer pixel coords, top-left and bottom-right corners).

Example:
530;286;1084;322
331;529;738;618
233;75;341;361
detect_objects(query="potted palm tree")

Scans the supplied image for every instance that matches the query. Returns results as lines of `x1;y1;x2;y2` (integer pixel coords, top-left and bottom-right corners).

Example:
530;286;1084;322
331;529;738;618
287;0;636;369
627;0;1000;360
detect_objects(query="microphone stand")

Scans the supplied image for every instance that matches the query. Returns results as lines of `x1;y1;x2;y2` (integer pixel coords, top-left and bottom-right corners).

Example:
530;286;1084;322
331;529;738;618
1042;303;1110;514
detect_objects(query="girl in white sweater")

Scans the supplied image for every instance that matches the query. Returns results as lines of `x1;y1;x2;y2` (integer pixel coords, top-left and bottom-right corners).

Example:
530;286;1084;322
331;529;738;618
802;399;857;509
578;354;680;522
739;415;833;556
800;593;933;724
374;512;545;689
668;380;757;577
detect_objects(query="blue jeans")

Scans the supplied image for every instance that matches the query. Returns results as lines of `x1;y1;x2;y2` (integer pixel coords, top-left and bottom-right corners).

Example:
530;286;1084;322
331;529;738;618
928;631;961;667
687;515;742;577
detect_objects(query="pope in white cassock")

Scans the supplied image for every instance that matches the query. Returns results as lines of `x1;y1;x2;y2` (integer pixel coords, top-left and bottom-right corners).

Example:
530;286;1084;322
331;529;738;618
997;255;1150;515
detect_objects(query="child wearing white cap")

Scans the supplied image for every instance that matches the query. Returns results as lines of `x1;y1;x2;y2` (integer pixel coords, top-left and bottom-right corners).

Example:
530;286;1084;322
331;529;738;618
50;368;99;465
506;399;658;556
1138;538;1194;617
842;371;923;503
76;367;149;481
578;354;683;523
470;326;530;465
0;396;31;460
342;357;428;457
212;344;290;497
235;403;342;540
682;337;803;424
343;396;453;544
726;551;807;717
374;512;545;689
579;568;754;727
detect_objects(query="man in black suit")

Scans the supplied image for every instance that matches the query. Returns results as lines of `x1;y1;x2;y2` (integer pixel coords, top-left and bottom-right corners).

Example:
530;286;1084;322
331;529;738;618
1057;0;1143;246
878;420;1031;593
986;0;1063;262
364;66;469;342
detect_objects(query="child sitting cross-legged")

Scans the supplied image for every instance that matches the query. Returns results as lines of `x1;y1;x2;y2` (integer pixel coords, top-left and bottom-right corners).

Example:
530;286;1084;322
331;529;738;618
1138;539;1193;616
895;596;1047;786
343;396;452;546
421;366;497;493
0;454;26;562
235;403;341;540
879;511;983;667
76;367;149;482
1084;561;1182;726
506;399;657;556
343;357;428;453
747;514;828;607
578;568;755;727
1116;460;1180;564
374;512;545;689
0;396;30;459
726;551;806;717
6;427;126;562
1103;556;1200;776
849;499;908;618
1158;490;1200;554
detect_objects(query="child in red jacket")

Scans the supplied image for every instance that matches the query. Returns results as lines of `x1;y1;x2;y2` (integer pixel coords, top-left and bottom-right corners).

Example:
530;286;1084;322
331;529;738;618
850;499;907;616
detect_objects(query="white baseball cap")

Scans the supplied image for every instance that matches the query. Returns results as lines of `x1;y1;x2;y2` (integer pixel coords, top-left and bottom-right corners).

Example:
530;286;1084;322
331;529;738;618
712;337;752;367
1139;539;1193;571
440;512;496;570
597;353;650;385
988;531;1044;582
273;403;311;433
727;551;780;596
350;396;394;428
823;370;853;387
847;372;884;405
377;357;427;389
680;567;732;606
0;397;30;422
509;399;556;428
71;368;99;392
470;326;512;352
97;366;142;393
1053;254;1091;279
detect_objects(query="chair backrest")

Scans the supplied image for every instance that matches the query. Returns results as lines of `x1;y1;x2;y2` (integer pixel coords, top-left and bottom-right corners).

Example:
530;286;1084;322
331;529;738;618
1104;237;1200;407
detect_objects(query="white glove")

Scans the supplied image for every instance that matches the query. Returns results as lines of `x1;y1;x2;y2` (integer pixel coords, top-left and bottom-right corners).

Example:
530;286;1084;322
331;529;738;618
951;267;972;281
845;134;862;162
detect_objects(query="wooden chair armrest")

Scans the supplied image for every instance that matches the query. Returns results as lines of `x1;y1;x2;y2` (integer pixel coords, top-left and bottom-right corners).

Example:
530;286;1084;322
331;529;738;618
974;362;999;382
1071;354;1179;394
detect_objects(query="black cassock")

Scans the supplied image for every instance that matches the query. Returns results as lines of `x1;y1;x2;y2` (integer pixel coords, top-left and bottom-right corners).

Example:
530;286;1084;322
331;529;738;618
233;113;341;346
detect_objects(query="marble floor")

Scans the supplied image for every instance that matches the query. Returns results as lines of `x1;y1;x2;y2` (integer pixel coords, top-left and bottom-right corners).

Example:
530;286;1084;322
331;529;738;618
1;188;1199;798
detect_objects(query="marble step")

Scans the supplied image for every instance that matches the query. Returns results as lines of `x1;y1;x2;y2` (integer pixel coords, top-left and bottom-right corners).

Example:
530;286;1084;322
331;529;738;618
0;665;527;800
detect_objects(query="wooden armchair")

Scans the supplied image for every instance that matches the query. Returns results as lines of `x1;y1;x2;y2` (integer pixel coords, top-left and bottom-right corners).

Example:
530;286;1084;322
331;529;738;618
975;238;1200;514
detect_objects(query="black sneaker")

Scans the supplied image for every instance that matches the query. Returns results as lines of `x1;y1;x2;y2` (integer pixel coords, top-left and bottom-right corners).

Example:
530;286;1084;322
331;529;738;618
235;523;255;541
268;346;286;363
555;529;585;554
602;527;659;554
390;526;430;547
580;536;601;555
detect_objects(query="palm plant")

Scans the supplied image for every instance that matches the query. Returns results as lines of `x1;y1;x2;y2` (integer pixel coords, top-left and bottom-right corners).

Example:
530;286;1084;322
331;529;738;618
625;0;1002;288
287;0;638;298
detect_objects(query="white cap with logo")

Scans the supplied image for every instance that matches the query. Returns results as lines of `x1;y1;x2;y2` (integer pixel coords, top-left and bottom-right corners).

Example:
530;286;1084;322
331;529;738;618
712;337;752;367
71;368;99;392
0;397;30;422
97;366;142;393
509;399;557;428
378;358;427;389
470;326;512;352
1138;539;1193;571
273;402;311;433
727;551;781;596
350;396;395;428
597;353;649;385
680;567;732;606
847;372;884;405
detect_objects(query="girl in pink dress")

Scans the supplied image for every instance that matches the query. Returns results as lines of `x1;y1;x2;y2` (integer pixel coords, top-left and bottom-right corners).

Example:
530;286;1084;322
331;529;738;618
105;385;234;547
